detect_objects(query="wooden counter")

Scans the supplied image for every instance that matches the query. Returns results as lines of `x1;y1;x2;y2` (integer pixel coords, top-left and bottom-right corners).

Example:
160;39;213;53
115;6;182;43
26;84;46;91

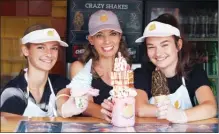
1;112;218;132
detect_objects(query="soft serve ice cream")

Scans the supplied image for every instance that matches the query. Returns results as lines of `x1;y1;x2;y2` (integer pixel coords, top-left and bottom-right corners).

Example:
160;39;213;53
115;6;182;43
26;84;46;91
64;59;99;116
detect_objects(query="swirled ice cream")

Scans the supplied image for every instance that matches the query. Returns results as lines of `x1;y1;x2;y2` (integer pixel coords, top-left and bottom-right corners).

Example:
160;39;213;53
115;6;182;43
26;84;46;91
65;59;99;114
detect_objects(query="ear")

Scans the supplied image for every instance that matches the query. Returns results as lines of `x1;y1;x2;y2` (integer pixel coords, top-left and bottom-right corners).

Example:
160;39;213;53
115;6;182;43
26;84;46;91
87;36;94;46
21;45;29;57
177;39;183;51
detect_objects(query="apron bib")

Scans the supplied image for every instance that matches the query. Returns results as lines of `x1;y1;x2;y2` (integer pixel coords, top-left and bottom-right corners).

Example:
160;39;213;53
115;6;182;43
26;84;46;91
23;69;57;117
149;77;193;110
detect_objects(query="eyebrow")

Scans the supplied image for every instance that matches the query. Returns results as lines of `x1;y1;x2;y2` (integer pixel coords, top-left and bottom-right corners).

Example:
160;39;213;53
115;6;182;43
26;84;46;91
147;40;170;46
34;43;59;47
160;40;170;44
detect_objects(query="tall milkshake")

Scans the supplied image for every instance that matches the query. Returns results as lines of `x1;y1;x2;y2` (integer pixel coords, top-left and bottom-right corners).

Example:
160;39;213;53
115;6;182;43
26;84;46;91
110;52;137;127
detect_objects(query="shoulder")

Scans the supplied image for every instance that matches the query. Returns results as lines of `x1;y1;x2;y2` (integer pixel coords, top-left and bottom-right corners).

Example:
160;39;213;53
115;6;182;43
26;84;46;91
49;74;70;85
134;67;153;98
49;74;70;94
70;61;84;78
186;64;210;92
2;73;26;91
188;64;208;79
134;67;153;78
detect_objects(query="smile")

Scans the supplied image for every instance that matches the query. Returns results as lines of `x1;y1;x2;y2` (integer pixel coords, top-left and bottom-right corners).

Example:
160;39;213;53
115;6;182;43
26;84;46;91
102;46;114;52
156;57;167;61
40;59;52;63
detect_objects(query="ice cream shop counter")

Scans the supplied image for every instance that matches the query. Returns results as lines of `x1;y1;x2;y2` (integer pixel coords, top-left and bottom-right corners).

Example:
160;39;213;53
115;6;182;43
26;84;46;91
1;112;218;132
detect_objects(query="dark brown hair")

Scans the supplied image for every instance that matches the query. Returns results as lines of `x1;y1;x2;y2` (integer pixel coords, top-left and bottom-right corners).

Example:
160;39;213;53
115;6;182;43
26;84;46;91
146;13;199;79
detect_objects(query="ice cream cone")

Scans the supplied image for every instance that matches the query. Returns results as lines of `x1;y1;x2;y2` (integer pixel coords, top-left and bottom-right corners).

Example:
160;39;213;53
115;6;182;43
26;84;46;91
154;95;169;104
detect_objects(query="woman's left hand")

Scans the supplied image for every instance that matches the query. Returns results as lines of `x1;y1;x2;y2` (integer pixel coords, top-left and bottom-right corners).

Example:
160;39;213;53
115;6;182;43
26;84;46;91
100;99;114;123
157;100;187;123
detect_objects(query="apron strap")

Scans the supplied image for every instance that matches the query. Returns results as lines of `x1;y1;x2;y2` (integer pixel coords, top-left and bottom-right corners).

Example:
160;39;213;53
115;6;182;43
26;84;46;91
48;78;58;117
182;77;186;86
24;68;57;117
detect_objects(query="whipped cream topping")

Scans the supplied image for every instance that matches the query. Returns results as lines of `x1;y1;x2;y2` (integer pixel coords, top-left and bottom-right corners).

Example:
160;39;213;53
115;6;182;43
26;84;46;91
109;87;137;98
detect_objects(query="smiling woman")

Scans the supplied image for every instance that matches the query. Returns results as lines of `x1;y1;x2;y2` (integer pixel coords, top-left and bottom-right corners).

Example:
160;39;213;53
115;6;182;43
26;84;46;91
134;13;217;123
56;10;131;120
0;24;70;117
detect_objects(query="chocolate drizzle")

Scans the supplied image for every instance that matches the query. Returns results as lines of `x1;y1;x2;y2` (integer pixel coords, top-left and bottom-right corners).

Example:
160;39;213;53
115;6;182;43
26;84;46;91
151;70;170;96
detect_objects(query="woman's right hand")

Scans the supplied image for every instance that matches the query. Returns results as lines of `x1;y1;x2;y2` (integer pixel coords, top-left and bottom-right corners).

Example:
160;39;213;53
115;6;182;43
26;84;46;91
100;99;114;123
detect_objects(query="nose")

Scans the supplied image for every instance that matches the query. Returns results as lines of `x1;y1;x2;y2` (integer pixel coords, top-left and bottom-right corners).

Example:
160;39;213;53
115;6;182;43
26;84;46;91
103;36;110;44
155;47;163;57
45;48;52;57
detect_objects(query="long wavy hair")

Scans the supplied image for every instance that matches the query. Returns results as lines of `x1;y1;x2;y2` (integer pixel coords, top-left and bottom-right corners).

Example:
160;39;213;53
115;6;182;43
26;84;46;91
79;37;131;77
146;13;201;79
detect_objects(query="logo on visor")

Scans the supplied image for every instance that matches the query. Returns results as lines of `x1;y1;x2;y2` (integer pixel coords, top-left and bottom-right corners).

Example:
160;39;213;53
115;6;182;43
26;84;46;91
47;30;54;36
149;23;156;31
100;14;108;22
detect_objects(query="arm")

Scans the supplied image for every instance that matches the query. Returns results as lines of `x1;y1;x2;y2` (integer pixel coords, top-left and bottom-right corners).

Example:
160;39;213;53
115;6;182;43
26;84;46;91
0;87;27;115
56;88;71;116
56;61;83;117
83;96;104;119
135;89;157;117
185;85;217;122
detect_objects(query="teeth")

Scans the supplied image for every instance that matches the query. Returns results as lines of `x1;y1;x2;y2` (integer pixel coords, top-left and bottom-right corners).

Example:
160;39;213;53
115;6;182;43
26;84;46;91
157;57;166;61
103;46;113;51
41;59;52;63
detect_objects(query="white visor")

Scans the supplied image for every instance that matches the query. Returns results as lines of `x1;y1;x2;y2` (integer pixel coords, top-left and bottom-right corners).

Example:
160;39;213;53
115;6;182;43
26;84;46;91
21;28;68;47
135;21;181;43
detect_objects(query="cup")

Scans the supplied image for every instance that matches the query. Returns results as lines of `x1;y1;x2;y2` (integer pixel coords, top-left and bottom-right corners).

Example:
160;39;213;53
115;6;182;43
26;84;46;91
111;97;135;127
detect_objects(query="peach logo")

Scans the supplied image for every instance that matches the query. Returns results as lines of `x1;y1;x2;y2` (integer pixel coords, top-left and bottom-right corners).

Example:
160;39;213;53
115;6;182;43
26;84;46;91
149;23;156;31
174;100;180;109
47;30;54;36
122;103;134;119
100;14;108;22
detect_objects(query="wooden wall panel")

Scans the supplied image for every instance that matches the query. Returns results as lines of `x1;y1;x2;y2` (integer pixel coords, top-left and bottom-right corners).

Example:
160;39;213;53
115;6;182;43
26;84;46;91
1;17;29;38
28;17;52;27
0;1;16;16
16;1;28;16
28;0;52;16
51;17;66;37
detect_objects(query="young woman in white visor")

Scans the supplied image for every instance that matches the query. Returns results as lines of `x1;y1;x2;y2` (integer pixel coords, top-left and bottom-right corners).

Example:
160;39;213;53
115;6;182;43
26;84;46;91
0;24;70;117
134;13;217;123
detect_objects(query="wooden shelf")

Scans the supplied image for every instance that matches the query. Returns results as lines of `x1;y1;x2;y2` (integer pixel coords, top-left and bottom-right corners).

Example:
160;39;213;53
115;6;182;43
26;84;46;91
187;38;218;42
208;75;218;79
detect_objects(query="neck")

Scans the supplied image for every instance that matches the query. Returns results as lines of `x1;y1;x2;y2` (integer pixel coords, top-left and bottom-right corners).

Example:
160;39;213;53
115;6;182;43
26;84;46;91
97;57;115;72
160;59;178;78
27;67;49;91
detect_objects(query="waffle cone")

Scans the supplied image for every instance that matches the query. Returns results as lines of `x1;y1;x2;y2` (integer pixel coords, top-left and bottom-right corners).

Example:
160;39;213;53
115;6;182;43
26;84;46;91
154;95;169;104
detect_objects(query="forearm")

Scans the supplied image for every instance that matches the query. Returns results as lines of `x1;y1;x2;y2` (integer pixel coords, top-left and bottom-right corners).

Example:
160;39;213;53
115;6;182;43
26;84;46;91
136;103;157;117
135;89;157;117
185;101;217;122
83;102;104;119
56;88;71;116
